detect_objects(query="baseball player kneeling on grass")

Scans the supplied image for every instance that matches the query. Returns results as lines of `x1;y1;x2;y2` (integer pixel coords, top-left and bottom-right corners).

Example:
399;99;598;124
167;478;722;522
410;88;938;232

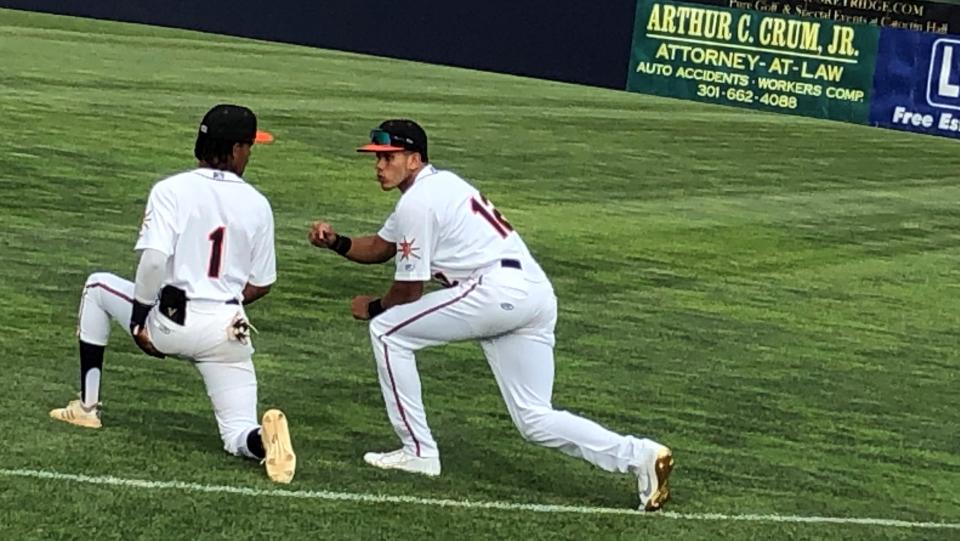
308;120;673;510
50;104;296;484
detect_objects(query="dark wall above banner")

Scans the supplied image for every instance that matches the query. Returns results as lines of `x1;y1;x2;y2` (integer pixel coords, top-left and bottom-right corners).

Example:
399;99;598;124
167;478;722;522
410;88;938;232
688;0;960;34
0;0;639;89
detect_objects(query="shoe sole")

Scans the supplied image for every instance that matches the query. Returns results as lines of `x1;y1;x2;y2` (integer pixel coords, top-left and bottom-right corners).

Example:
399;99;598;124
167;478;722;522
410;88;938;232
49;409;101;429
261;409;296;484
644;448;675;512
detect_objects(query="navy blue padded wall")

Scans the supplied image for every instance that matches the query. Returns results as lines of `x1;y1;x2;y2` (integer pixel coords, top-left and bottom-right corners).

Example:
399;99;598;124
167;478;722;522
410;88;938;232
0;0;638;89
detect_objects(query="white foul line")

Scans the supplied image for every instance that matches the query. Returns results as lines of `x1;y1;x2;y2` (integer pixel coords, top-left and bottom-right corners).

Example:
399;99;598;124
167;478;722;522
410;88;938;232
2;468;958;530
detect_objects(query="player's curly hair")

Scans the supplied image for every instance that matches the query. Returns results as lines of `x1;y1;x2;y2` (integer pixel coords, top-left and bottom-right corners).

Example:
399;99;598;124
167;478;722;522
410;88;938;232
194;138;238;169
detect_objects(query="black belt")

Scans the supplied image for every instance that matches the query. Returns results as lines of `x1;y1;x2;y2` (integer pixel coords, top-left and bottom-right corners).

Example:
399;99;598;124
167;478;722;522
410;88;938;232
501;258;522;270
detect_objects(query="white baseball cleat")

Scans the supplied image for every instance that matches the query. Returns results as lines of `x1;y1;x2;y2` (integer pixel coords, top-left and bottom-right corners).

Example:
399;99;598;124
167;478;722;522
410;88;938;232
635;444;674;512
49;399;102;429
260;409;296;484
363;449;441;477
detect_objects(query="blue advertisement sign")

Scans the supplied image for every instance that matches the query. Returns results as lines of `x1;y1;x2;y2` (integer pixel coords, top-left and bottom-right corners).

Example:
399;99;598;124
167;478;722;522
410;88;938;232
870;28;960;138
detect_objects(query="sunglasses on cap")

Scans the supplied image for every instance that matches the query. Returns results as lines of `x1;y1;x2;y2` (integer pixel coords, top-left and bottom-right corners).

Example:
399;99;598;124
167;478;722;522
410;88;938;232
369;129;415;148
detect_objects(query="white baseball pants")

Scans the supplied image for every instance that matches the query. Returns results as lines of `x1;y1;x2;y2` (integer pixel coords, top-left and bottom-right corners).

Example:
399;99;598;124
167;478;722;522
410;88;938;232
77;272;260;458
368;266;661;473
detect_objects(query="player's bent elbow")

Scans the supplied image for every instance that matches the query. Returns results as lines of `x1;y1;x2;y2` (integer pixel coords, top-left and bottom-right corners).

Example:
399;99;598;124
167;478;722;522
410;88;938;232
242;283;272;305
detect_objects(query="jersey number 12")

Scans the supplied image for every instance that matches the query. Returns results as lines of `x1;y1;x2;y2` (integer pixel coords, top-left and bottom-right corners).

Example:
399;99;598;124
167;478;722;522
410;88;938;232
471;195;513;238
207;226;225;278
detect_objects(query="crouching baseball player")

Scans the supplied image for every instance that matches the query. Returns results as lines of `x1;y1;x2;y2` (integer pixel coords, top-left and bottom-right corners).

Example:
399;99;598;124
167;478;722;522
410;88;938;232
309;120;673;510
49;104;296;484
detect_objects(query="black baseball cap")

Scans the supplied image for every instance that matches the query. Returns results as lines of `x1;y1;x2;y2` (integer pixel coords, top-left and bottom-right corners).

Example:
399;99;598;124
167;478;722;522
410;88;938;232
357;119;428;162
194;104;273;157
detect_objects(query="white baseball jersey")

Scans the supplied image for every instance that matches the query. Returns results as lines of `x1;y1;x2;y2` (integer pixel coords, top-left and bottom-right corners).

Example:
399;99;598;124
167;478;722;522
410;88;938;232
377;164;546;285
367;165;660;477
135;168;276;302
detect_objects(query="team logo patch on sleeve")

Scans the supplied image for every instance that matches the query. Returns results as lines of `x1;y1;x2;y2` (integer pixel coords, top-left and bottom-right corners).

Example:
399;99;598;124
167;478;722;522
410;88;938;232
138;209;153;237
398;237;421;272
398;236;420;261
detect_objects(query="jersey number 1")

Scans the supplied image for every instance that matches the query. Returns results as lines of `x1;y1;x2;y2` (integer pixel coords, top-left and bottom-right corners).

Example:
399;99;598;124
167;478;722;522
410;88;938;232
207;226;225;278
471;196;513;238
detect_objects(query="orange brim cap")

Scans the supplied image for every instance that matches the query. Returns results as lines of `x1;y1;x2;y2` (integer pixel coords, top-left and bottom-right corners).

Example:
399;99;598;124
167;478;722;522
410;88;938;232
357;143;405;153
255;130;274;144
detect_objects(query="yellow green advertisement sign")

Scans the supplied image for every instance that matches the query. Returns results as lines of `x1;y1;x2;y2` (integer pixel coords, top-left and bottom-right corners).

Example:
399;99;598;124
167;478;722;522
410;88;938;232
627;0;880;122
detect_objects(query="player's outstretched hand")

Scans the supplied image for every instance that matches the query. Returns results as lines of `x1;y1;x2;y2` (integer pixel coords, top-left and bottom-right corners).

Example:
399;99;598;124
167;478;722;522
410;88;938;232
351;295;374;320
132;325;165;359
309;221;336;249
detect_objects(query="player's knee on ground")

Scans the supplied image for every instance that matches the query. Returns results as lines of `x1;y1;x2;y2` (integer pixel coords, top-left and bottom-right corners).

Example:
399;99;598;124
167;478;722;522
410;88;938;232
221;426;254;457
212;413;259;458
513;406;555;444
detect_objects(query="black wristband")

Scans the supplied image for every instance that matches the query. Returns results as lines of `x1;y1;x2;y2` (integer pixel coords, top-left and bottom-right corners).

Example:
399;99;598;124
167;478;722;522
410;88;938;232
330;234;352;256
367;298;385;319
130;300;152;331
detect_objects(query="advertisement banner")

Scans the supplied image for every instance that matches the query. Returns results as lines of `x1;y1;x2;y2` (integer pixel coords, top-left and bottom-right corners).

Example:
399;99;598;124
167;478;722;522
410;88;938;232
627;0;880;122
869;27;960;137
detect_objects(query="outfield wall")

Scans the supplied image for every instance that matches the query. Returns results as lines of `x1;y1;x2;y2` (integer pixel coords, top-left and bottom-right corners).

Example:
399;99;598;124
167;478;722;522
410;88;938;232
3;0;960;138
0;0;639;90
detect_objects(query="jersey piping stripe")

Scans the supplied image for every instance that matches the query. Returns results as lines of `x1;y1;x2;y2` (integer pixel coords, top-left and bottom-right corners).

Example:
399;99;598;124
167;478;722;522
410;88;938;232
86;282;133;304
376;282;480;458
383;282;480;338
381;343;422;457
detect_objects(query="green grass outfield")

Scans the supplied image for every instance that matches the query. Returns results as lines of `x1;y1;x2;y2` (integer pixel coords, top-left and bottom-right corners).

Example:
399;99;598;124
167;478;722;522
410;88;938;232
1;8;958;540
